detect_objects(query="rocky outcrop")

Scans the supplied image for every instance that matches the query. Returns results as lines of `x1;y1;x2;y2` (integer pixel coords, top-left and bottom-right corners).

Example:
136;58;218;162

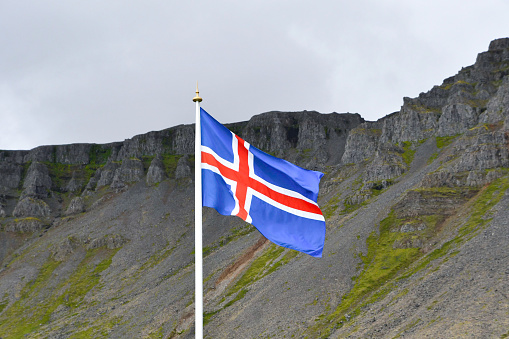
111;158;144;188
5;218;44;233
12;197;51;218
242;111;363;166
379;37;509;145
51;237;79;261
95;161;121;189
394;188;476;219
65;197;85;215
20;162;52;199
0;163;23;192
113;125;195;161
86;234;127;250
146;155;167;185
175;155;191;179
66;172;83;193
341;121;383;164
437;103;479;136
363;143;407;182
336;38;509;185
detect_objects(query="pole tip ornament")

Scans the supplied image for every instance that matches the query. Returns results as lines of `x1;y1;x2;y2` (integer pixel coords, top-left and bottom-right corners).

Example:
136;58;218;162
193;82;203;102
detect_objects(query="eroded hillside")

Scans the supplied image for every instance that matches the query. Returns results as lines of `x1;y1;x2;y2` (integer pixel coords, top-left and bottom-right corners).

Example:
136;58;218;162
1;38;509;338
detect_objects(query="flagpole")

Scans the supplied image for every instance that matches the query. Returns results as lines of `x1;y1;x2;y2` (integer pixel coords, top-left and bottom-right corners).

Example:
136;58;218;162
193;83;203;339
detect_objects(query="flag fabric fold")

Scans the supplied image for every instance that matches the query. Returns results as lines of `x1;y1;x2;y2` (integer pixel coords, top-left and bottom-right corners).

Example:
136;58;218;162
200;108;326;257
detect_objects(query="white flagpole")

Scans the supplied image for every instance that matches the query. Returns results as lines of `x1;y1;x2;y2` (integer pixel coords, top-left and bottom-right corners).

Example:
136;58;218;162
193;83;203;339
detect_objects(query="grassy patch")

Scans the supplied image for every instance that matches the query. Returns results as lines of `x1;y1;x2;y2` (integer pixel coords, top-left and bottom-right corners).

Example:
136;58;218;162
204;309;220;326
305;209;429;337
323;192;342;219
440;80;475;91
427;152;439;165
144;326;164;339
0;258;61;336
436;135;460;149
68;327;95;339
0;247;119;338
68;316;123;338
0;293;9;313
44;162;76;189
227;244;285;297
408;103;442;114
161;154;182;178
400;141;416;166
139;238;180;272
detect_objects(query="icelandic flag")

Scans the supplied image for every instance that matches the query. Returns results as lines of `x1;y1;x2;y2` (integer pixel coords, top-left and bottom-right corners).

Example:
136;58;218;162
200;108;326;257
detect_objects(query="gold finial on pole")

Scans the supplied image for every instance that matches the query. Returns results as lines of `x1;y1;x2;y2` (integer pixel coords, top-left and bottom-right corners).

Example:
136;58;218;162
193;81;203;102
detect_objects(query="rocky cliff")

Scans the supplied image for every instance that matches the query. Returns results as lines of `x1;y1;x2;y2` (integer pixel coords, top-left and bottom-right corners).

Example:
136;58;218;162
0;38;509;338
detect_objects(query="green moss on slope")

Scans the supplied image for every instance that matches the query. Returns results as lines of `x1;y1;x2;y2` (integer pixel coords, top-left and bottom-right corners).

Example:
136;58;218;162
0;247;119;338
306;176;509;338
400;141;416;165
306;210;421;337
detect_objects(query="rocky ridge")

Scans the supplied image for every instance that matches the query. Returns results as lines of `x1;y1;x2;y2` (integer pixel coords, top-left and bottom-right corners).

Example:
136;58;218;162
0;38;508;338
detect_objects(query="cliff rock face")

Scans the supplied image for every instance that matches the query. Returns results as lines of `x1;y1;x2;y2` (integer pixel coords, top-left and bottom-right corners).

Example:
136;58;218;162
1;38;509;339
146;155;167;185
20;162;52;199
12;197;51;218
0;163;22;191
175;155;192;179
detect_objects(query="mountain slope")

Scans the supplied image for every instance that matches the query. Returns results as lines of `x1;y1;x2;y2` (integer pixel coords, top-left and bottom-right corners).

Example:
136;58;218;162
0;38;508;338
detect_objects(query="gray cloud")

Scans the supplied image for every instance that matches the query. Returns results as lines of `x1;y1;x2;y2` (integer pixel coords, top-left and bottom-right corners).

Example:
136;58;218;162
1;0;508;150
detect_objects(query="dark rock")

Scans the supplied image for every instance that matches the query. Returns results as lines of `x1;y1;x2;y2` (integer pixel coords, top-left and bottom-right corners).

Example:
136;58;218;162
55;144;91;164
175;155;191;179
20;162;52;199
0;163;23;192
146;155;167;185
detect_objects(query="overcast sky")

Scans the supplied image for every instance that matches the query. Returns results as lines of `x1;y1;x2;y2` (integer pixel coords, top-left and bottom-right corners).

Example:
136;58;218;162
1;1;508;150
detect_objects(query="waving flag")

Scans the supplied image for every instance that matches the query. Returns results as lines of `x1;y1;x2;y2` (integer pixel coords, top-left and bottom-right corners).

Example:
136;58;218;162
200;108;326;257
